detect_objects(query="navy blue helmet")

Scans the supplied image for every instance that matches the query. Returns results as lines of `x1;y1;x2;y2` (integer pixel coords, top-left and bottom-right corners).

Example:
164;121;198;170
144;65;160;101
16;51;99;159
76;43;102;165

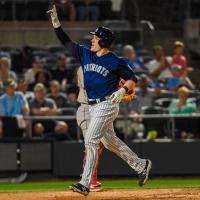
90;26;115;48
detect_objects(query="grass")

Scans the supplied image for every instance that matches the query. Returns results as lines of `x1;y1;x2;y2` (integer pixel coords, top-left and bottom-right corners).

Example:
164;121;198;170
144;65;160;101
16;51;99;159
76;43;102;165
0;178;200;193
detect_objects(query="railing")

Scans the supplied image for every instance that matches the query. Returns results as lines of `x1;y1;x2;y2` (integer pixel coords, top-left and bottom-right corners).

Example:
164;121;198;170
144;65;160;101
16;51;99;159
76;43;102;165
118;113;200;140
24;113;200;140
1;113;200;141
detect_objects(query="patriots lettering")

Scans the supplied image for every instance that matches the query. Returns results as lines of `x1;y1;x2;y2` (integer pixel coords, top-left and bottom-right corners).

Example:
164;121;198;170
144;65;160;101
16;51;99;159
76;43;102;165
84;64;109;77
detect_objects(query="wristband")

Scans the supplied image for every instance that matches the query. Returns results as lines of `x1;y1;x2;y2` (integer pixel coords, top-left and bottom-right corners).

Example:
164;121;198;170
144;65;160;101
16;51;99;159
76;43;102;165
123;86;129;93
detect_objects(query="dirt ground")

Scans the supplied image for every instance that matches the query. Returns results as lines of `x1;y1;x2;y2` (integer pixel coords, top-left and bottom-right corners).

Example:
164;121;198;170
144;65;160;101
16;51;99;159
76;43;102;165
0;188;200;200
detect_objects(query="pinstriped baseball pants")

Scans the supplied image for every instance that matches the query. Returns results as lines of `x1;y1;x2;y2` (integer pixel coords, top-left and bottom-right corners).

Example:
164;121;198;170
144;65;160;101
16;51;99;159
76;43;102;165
78;101;146;188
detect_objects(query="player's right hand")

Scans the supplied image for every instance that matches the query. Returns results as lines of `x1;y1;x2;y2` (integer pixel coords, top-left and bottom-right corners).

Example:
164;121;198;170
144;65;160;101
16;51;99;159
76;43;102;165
46;4;61;28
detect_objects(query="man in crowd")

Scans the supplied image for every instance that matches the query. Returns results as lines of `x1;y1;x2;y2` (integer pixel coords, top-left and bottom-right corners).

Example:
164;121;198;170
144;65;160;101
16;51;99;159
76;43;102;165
0;57;17;84
51;54;74;87
0;79;29;137
29;83;69;139
24;57;42;84
123;45;145;73
145;45;172;81
47;80;67;108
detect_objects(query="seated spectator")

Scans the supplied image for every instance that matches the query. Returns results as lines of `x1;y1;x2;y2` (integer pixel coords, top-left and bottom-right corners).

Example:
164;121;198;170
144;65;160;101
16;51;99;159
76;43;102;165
0;79;29;116
172;41;188;70
0;79;29;138
65;92;80;109
122;45;145;73
29;83;69;139
50;54;73;88
0;57;17;84
171;41;193;79
77;0;99;21
168;86;196;114
136;74;158;109
28;70;52;91
54;0;76;21
47;80;67;108
24;57;42;84
167;64;195;91
17;79;34;102
168;86;197;138
145;45;172;81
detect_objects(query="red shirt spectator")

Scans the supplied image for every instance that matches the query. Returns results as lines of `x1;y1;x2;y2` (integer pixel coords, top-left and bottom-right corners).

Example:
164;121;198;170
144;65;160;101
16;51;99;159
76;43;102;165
171;41;187;69
172;55;187;69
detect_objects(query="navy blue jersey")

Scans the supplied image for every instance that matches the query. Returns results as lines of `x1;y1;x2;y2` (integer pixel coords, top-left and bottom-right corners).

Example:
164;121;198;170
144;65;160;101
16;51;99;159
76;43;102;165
54;27;137;99
73;43;137;99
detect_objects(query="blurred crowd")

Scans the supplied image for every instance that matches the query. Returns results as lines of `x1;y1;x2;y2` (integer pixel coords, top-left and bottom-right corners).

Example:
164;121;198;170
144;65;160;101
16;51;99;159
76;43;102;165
0;40;200;140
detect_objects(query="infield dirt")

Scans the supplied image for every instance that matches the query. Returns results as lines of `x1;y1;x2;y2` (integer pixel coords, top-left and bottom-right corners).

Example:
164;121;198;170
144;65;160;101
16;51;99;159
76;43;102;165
0;188;200;200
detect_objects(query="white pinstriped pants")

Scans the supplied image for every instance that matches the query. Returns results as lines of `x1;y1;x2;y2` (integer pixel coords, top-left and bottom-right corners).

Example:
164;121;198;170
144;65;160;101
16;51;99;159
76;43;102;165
78;101;146;188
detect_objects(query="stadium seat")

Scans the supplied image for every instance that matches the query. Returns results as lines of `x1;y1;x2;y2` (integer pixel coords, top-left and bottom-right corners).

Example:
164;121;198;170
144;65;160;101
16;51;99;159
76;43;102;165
142;106;170;138
154;98;172;108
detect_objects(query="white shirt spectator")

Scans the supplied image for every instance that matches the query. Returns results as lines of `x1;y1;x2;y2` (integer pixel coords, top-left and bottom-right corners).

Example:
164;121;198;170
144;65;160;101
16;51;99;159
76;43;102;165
145;56;173;80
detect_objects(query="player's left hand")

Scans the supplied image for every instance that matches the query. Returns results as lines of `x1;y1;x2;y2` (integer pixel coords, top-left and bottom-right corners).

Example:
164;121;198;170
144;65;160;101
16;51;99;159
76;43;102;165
121;89;136;103
109;87;126;103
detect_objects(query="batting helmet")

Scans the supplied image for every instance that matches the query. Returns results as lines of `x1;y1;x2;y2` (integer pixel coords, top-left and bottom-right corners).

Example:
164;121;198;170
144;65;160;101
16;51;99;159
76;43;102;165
90;26;115;48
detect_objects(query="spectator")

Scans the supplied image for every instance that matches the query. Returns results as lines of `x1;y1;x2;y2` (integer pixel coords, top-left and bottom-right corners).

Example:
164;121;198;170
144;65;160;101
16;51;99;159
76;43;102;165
171;41;193;80
24;57;42;84
17;79;34;101
168;86;197;138
28;70;52;91
0;79;29;116
136;74;158;109
65;92;80;109
0;79;29;138
171;41;188;70
51;54;73;87
77;0;99;21
54;0;76;21
122;45;145;73
110;0;122;19
0;57;17;84
168;86;196;114
145;45;172;81
29;83;69;139
167;64;195;91
47;80;67;108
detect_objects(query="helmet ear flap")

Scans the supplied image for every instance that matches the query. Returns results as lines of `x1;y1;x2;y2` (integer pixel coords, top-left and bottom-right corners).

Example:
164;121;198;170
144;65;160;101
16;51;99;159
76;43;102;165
98;39;108;48
98;39;105;48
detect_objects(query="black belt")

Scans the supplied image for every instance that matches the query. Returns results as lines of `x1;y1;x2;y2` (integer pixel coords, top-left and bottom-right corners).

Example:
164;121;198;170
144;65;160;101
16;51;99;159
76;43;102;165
88;97;107;105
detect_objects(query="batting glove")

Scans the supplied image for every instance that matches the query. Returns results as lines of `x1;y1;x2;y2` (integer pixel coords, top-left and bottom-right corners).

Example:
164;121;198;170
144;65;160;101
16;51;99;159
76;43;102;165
109;87;127;103
46;5;61;28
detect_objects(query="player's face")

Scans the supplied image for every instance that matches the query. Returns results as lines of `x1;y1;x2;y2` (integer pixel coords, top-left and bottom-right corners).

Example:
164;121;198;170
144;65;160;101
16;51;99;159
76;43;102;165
91;35;101;52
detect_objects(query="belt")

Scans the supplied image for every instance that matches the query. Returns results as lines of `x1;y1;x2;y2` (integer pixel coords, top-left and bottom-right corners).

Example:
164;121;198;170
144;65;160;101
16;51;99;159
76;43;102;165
88;97;109;105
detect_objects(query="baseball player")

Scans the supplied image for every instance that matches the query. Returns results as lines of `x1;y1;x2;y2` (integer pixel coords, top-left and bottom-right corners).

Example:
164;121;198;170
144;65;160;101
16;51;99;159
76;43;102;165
47;5;152;196
76;64;137;192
